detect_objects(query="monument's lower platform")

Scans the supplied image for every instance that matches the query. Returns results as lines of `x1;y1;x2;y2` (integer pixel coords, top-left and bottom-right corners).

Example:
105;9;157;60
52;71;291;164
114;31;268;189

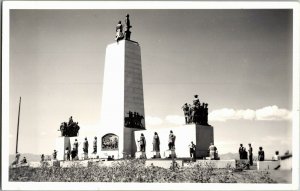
134;124;213;159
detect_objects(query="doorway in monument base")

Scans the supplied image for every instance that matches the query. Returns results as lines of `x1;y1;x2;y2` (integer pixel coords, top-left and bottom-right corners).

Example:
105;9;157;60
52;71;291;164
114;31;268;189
101;133;119;159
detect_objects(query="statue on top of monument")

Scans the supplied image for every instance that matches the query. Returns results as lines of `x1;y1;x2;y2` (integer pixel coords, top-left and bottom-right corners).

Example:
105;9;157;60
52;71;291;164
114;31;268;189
58;116;80;137
182;95;210;126
115;21;124;43
124;14;132;40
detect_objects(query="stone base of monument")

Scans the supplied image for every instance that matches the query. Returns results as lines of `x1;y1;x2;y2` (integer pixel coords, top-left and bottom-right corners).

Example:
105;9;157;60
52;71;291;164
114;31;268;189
80;153;89;160
150;151;161;158
164;150;176;158
90;153;99;159
55;137;71;161
257;161;280;170
135;151;147;159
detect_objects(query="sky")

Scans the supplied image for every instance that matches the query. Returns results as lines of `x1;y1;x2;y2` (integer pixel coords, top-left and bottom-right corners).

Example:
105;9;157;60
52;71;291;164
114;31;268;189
9;9;293;158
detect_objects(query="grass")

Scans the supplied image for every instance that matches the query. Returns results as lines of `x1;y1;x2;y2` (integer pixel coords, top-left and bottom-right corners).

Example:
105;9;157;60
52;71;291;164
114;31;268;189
9;159;276;183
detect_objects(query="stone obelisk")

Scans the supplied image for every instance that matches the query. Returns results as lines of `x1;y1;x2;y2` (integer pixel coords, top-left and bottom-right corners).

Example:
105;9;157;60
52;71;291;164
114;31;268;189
99;15;145;159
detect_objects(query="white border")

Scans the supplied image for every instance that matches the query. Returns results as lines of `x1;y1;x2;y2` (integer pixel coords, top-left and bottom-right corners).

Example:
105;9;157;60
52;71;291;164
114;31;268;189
2;1;299;190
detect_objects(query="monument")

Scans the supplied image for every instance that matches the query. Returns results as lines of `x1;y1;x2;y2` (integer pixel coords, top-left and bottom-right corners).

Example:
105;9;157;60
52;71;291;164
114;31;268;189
55;116;80;160
99;14;145;159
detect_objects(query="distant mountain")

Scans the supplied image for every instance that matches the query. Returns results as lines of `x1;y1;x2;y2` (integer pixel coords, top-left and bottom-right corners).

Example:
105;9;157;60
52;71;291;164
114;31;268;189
9;153;51;164
219;152;240;160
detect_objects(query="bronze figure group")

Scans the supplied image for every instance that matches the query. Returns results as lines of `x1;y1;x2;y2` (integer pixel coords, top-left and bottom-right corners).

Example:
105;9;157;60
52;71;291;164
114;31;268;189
59;116;80;137
182;95;209;125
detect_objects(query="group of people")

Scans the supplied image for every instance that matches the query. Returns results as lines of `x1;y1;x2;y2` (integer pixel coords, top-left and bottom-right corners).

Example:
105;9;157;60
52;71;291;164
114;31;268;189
11;152;27;166
182;95;209;125
239;143;265;166
59;116;80;137
124;111;144;129
138;131;176;153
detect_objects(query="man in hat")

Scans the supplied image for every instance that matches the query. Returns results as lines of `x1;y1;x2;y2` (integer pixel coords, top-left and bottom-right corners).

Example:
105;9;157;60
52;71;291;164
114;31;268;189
238;144;245;159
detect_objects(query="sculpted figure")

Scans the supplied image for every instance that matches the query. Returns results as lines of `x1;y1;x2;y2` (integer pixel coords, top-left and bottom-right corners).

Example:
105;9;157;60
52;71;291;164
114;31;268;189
115;21;124;42
152;132;160;152
93;137;97;154
182;103;190;124
138;133;146;152
168;130;176;150
124;14;132;40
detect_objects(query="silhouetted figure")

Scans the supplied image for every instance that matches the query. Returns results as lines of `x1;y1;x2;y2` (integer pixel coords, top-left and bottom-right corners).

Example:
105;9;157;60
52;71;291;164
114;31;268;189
20;157;27;164
73;139;79;156
209;142;217;160
152;132;160;152
189;141;196;159
41;154;45;162
258;147;265;161
239;144;245;159
248;143;253;165
71;148;77;160
124;14;132;40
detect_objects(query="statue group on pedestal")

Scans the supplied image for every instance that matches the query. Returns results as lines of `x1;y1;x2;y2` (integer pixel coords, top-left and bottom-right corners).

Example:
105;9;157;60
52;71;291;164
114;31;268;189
115;14;132;42
124;111;144;129
59;116;80;137
182;95;209;125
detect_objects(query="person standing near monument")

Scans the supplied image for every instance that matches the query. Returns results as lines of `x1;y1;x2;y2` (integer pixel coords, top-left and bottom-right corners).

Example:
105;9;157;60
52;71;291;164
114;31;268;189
188;141;196;158
41;154;45;162
168;130;176;150
65;147;70;161
238;144;245;159
273;151;280;161
83;137;89;159
152;132;160;152
53;150;57;160
139;133;146;152
20;157;27;164
248;143;253;165
209;143;216;160
93;136;97;154
258;147;265;161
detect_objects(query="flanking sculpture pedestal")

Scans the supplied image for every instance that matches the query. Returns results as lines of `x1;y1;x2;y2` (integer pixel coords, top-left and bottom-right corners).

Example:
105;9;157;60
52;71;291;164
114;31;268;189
151;151;161;158
135;151;147;159
55;137;71;160
164;150;176;158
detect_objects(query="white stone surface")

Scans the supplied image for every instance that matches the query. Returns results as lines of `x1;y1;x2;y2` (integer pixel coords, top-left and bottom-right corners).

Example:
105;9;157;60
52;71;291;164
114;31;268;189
99;40;145;158
257;160;281;170
135;151;147;159
280;157;292;170
164;150;176;158
55;137;71;160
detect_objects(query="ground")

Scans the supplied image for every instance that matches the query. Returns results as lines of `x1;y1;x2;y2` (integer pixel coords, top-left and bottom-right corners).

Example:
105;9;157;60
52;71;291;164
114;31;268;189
8;159;289;183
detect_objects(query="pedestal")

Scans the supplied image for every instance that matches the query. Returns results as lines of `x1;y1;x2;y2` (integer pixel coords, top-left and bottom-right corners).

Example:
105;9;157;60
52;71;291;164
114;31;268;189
55;137;71;161
135;151;147;159
151;151;161;158
164;150;176;158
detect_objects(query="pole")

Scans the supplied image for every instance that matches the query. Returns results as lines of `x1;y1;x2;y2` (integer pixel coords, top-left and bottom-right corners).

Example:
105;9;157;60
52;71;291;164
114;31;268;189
16;97;21;154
